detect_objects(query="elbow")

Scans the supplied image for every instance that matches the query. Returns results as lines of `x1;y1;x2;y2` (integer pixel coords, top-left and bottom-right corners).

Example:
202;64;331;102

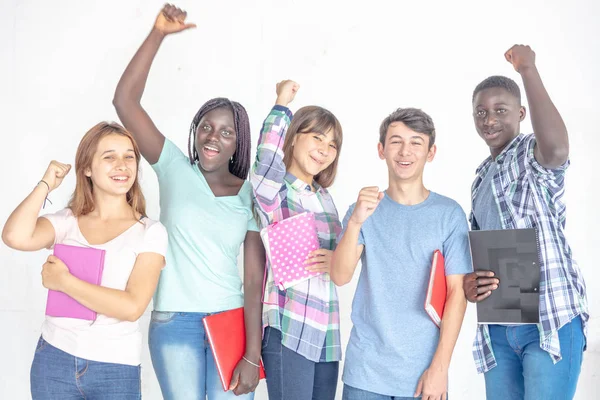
330;269;351;287
123;303;147;322
2;229;22;250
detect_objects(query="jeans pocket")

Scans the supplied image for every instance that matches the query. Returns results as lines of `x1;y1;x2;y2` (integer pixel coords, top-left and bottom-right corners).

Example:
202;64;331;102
150;311;177;324
261;327;271;350
35;336;48;353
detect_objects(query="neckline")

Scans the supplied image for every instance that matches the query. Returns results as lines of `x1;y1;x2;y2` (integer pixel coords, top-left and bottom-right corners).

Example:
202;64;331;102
76;216;141;246
383;190;435;210
192;163;246;199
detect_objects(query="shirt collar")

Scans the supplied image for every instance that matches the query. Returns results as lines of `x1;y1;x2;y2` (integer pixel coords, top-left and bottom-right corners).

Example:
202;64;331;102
284;171;324;194
475;133;525;176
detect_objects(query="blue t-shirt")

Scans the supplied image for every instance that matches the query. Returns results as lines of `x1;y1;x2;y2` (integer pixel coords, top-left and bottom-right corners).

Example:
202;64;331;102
341;191;472;397
151;139;258;312
473;162;503;230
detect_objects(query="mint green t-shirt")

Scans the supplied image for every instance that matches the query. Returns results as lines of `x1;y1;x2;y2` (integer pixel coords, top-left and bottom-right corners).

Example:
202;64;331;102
151;139;258;312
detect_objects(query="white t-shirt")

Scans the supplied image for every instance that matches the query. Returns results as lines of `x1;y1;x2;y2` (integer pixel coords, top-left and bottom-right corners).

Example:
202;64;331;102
41;208;168;366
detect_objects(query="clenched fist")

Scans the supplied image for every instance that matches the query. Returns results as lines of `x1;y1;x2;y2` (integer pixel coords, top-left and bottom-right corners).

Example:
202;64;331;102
154;3;196;36
40;161;71;192
505;44;536;74
349;186;384;225
275;80;300;107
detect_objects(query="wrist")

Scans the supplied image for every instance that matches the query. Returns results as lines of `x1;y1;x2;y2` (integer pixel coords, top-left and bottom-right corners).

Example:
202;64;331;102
429;357;450;372
275;96;290;107
58;272;75;293
36;180;51;194
347;217;363;229
150;27;166;40
519;64;538;77
242;354;261;367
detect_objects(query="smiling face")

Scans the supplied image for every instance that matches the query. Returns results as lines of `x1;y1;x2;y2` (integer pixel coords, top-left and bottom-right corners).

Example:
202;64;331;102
288;128;338;182
378;121;436;183
473;87;526;158
85;133;138;196
194;107;237;173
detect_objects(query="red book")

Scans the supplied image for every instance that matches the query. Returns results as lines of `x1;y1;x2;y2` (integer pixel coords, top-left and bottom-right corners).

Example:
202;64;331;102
202;307;266;391
424;250;446;328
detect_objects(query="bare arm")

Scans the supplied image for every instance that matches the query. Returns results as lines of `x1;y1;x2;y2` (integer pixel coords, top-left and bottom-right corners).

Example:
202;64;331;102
415;274;467;399
43;252;164;322
2;161;71;251
113;4;196;164
331;186;383;286
505;45;569;168
230;231;265;394
330;221;364;286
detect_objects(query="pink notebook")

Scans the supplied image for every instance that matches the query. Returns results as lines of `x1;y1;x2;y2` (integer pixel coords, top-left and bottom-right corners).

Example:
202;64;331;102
45;244;106;320
260;212;321;290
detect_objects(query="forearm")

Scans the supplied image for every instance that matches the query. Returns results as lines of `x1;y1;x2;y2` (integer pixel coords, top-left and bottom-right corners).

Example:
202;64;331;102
2;184;48;247
250;106;293;201
61;275;143;322
243;265;264;363
331;222;362;286
430;287;467;369
521;66;569;163
114;28;164;107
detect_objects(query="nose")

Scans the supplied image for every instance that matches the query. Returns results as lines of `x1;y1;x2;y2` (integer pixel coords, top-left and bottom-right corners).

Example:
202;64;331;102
318;142;329;156
484;114;497;127
399;142;410;156
115;157;128;170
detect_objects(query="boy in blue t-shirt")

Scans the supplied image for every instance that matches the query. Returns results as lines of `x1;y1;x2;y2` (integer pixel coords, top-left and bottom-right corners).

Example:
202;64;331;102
331;108;472;399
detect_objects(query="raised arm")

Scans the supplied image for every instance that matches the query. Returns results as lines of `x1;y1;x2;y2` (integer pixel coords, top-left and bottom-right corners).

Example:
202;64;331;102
113;4;196;164
505;45;569;168
249;80;299;205
2;161;71;251
331;187;383;286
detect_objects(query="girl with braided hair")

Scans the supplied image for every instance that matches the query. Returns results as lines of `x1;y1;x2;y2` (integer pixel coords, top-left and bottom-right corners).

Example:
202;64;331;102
113;4;264;399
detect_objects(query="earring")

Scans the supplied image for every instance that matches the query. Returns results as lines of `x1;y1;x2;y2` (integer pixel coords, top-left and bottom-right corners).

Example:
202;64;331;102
230;156;234;163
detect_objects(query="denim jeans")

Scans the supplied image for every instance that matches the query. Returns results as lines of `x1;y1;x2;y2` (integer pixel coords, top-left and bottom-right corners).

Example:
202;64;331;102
261;326;339;400
30;336;141;399
342;384;423;400
484;316;585;400
149;311;255;400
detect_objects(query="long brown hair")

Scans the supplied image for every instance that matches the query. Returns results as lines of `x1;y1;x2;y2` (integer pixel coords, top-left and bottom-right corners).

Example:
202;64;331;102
282;106;343;188
68;122;146;218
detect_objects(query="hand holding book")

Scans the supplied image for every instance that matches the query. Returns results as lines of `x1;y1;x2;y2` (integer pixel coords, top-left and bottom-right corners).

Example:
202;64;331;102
304;249;333;274
463;270;500;303
41;255;73;292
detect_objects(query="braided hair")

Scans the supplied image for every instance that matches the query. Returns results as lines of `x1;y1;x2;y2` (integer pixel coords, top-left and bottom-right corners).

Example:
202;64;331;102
187;97;251;179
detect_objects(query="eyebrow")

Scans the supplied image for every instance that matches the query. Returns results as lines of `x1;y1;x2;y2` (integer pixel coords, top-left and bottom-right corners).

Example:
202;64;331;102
388;135;424;141
202;119;235;132
101;149;135;155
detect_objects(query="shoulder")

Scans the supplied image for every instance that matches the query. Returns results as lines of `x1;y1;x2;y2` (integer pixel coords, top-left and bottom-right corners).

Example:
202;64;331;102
429;193;467;218
41;207;75;224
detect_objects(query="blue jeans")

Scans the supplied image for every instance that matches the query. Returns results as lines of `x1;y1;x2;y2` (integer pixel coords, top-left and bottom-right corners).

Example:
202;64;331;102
30;336;141;399
261;327;339;400
149;311;255;400
342;384;422;400
484;316;585;400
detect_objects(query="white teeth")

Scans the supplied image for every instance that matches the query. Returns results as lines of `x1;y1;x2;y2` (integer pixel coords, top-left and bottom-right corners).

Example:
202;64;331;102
112;176;127;181
204;145;219;152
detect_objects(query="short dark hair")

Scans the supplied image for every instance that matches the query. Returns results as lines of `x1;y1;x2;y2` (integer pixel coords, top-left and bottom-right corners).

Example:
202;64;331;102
188;97;251;179
379;108;435;149
472;75;521;104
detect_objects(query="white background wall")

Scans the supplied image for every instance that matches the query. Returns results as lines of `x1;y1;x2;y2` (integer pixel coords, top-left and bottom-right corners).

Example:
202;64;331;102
1;0;598;398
